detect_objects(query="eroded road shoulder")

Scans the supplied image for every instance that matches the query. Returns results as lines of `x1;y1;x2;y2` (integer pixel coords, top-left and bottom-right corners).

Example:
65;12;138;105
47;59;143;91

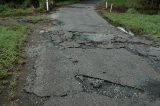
23;2;160;106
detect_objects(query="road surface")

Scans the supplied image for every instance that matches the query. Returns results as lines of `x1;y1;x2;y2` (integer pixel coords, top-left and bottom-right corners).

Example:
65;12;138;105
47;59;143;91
23;0;160;106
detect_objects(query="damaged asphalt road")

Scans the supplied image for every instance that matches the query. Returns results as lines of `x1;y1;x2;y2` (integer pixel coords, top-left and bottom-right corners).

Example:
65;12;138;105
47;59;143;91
24;1;160;106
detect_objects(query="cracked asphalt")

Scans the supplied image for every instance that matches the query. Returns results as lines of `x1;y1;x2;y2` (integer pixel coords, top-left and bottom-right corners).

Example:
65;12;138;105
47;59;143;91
24;0;160;106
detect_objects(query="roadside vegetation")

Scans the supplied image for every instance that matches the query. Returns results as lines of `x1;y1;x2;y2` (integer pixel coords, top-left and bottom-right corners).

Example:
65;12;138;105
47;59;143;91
0;0;80;17
0;1;44;17
98;0;160;41
103;13;160;40
106;0;160;14
0;6;38;17
0;24;29;86
0;16;52;103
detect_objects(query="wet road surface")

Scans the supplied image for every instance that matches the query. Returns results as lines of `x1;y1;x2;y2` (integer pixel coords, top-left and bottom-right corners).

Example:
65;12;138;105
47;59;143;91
24;0;160;106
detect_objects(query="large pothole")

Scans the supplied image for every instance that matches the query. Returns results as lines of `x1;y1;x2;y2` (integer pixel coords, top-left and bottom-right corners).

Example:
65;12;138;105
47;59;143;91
75;75;144;99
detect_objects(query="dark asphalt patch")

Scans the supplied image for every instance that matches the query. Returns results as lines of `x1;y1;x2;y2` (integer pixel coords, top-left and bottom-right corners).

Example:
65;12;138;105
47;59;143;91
141;79;160;100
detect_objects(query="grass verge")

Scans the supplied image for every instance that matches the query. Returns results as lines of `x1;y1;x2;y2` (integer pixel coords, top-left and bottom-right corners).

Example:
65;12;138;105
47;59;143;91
102;12;160;41
0;16;50;104
0;0;79;17
0;24;29;86
0;4;45;17
0;8;34;17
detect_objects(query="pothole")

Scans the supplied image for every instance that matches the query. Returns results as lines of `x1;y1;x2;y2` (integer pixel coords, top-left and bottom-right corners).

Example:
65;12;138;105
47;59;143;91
42;31;159;60
44;31;126;49
75;75;144;99
72;32;115;42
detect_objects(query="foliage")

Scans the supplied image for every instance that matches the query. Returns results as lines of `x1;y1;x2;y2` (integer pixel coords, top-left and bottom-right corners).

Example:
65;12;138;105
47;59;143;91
0;4;46;17
0;8;34;17
0;0;80;17
107;0;160;11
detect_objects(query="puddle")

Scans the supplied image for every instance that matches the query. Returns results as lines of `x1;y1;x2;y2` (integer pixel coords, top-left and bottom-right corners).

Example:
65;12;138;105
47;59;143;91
75;75;144;99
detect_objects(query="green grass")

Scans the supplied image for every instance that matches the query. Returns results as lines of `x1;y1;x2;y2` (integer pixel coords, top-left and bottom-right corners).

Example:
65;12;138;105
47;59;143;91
0;8;34;17
0;0;79;17
0;24;29;85
0;4;45;17
103;12;160;41
0;8;46;17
